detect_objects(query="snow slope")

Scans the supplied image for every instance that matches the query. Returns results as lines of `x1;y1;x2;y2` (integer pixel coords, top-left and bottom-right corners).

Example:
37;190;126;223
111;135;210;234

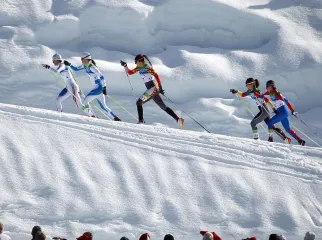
0;103;321;240
1;0;322;147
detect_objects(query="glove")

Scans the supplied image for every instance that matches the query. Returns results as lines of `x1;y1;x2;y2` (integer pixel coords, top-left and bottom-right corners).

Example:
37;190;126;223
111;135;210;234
230;89;238;94
42;64;50;69
273;109;278;114
120;60;127;67
64;60;71;66
102;86;107;95
292;111;298;117
159;85;165;95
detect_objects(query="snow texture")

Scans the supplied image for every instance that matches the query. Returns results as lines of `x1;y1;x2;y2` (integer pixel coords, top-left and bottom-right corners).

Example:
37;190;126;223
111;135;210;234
0;104;321;240
1;0;322;146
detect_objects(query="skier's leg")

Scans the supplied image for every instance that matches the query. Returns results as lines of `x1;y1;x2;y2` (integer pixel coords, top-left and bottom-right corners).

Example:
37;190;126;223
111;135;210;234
83;86;102;116
136;87;156;122
153;94;179;121
70;85;83;108
281;118;302;141
263;115;288;141
267;112;285;139
72;85;95;116
84;87;101;105
96;94;119;120
250;109;267;139
136;99;144;122
55;88;71;112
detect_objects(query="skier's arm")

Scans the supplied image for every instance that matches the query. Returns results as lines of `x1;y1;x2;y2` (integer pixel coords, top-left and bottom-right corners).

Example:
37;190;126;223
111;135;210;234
236;90;249;97
230;89;248;97
255;92;275;110
127;66;139;75
276;92;295;112
44;64;63;74
70;65;85;72
146;68;162;86
90;65;106;86
48;67;58;74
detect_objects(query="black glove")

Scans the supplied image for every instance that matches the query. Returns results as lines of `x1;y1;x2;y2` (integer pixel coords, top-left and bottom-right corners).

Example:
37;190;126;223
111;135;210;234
120;60;127;67
159;85;165;95
230;89;238;94
64;60;71;66
102;86;107;95
42;64;50;69
274;109;278;114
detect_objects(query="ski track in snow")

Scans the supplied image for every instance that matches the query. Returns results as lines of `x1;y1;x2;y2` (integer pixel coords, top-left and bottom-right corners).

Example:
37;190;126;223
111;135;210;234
0;104;322;240
1;105;322;183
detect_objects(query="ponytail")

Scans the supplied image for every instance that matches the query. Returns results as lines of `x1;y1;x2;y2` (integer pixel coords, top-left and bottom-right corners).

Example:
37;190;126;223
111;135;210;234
143;55;153;68
91;59;97;66
254;79;260;88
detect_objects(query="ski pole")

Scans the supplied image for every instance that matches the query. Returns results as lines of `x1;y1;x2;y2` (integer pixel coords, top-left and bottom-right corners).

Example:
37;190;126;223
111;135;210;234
163;94;211;133
235;95;268;134
124;70;137;98
290;122;322;147
294;116;322;141
106;94;137;120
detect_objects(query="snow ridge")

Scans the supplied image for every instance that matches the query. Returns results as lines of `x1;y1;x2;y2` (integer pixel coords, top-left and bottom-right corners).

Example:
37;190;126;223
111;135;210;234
0;103;321;240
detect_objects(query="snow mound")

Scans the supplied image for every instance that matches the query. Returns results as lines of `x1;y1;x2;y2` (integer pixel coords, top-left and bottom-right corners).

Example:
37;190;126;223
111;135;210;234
0;103;321;240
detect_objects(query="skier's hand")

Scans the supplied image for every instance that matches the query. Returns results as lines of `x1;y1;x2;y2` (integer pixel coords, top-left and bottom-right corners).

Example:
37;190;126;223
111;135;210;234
64;60;71;66
120;60;127;67
159;85;165;95
273;109;278;114
230;89;238;94
292;111;298;117
102;86;107;95
42;64;50;69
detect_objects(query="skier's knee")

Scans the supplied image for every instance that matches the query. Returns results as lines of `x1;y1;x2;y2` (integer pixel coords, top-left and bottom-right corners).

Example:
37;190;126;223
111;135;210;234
284;126;291;133
267;121;274;129
136;99;143;107
250;120;257;130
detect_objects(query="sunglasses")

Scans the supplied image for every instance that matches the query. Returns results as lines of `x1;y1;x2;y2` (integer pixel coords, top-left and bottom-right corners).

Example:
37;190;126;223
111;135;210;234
135;58;144;64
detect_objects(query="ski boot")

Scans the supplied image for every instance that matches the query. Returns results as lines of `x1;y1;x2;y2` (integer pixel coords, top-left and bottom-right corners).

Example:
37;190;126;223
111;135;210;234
268;136;273;142
114;116;121;121
253;130;259;140
298;139;306;146
178;118;185;129
284;137;292;144
137;119;145;124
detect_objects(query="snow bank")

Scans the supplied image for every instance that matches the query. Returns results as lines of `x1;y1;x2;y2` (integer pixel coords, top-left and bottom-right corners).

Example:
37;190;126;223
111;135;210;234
1;0;322;146
0;103;321;240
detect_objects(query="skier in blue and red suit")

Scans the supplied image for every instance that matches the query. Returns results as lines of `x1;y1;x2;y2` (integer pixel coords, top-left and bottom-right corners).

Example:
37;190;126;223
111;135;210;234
255;80;305;146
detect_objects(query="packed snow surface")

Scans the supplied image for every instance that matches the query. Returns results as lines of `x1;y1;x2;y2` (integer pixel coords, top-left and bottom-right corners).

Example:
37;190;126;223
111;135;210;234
1;0;322;146
0;104;321;240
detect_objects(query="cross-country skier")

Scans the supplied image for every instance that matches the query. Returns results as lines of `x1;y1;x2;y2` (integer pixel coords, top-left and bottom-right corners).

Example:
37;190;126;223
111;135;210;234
120;54;184;128
230;78;291;143
64;52;121;121
42;53;95;117
255;80;305;146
